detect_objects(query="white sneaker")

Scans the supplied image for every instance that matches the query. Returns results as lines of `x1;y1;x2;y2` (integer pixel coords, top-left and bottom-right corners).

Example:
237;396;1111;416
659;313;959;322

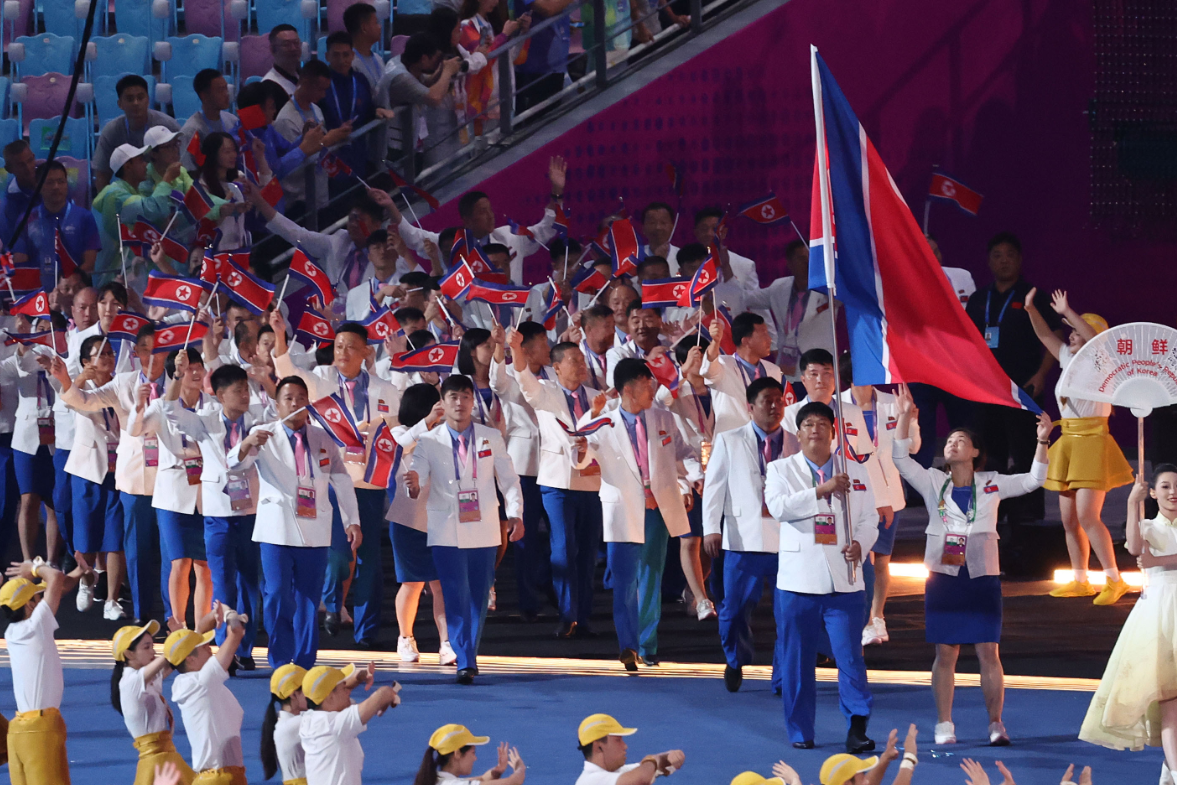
487;585;497;611
397;636;420;663
76;576;95;612
103;599;127;620
862;617;889;646
934;721;956;745
695;598;717;620
988;720;1010;746
438;640;458;666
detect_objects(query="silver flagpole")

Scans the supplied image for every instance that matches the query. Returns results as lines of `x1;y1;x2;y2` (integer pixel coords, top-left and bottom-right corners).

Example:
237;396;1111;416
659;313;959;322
811;45;855;584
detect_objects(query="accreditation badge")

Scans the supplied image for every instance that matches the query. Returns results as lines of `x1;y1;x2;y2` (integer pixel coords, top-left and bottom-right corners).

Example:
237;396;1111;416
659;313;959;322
814;513;838;545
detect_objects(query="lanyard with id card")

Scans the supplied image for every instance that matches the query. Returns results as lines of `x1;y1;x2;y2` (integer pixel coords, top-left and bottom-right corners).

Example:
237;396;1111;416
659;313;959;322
144;435;160;467
225;473;252;512
983;288;1016;349
937;478;976;566
455;433;482;522
184;457;203;485
810;466;839;545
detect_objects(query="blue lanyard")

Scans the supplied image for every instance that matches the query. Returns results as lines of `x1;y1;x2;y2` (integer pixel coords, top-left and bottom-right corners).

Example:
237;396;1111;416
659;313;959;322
293;100;317;126
331;75;358;123
474;386;498;425
984;287;1016;328
735;356;763;386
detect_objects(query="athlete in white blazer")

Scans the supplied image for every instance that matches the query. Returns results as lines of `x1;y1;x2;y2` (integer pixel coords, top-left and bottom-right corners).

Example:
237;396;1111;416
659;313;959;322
603;302;666;390
699;313;788;436
11;338;61;565
406;374;523;683
764;400;878;752
578;358;701;670
744;265;838;381
227;375;361;669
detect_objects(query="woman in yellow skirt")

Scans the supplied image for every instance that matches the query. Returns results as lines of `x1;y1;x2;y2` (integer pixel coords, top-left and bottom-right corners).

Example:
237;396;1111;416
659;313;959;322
112;621;196;785
1026;288;1134;605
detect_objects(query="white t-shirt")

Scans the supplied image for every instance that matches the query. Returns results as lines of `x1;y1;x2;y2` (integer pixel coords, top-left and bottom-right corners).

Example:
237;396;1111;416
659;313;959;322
1056;345;1111;419
300;704;367;785
438;772;479;785
575;761;642;785
120;666;172;738
275;710;306;782
171;657;244;771
5;600;63;712
942;266;976;307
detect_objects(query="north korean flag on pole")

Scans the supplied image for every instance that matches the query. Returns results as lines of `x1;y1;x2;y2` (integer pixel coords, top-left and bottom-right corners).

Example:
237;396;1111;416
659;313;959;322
541;280;564;330
199;251;226;285
221;262;275;315
359;306;403;344
295;309;336;347
54;230;78;278
3;264;44;295
143;272;207;313
387;169;440;210
107;311;151;342
647;352;681;399
641;277;691;309
808;47;1038;413
438;260;475;300
5;330;67;355
132;220;187;263
390;341;461;373
704;304;737;355
738;193;790;225
552;204;571;239
308;392;365;449
465;280;531;307
151;321;209;353
928;168;984;216
557;416;613;437
287;249;335;307
363;421;399;487
688;248;719;305
10;289;50;319
570;262;607;295
607;218;643;278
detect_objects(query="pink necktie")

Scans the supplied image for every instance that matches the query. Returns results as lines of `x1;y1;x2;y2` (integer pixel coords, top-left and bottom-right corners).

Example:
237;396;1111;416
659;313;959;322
345;379;356;404
458;432;469;472
293;431;307;476
633;415;651;488
762;436;772;469
149;381;159;401
229;422;240;447
572;392;584;420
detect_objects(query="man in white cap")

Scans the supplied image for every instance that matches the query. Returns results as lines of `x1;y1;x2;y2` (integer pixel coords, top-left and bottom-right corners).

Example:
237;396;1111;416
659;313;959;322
92;143;182;280
575;714;685;785
144;126;191;193
94;74;181;190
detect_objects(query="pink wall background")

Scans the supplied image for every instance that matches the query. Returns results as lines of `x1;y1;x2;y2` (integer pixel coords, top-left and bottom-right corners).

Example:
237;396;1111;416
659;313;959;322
422;0;1176;328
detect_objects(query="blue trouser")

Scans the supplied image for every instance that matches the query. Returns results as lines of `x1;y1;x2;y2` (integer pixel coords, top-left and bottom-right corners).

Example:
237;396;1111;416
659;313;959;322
260;543;328;668
121;491;169;621
432;545;496;671
322;487;350;615
350;488;386;643
541;486;602;625
205;515;260;658
774;588;873;743
52;448;71;553
720;551;781;689
606;509;670;658
0;434;17;567
513;476;551;615
862;556;875;629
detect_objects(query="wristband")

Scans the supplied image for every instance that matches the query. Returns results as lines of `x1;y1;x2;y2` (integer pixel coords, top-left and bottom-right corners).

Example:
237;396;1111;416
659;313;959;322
899;761;914;771
1037;439;1050;445
31;557;45;579
902;753;918;766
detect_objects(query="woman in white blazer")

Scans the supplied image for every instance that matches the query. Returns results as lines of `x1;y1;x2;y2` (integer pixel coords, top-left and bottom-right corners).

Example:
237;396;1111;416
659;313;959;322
406;374;524;684
891;383;1050;748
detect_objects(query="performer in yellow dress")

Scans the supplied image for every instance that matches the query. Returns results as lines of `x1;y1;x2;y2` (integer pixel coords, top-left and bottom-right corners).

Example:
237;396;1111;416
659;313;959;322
1081;466;1177;784
1025;288;1133;605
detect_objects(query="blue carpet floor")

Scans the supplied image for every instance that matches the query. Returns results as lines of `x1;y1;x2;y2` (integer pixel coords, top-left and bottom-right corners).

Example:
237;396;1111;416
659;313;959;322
0;668;1161;785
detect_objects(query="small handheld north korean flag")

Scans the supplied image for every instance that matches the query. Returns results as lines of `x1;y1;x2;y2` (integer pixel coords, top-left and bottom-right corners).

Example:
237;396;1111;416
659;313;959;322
131;220;187;263
608;218;642;278
10;289;50;319
363;421;399;487
308;392;365;449
199;251;226;285
557;416;613;437
295;309;335;347
387;169;440;210
465;280;530;307
647;352;681;399
143;272;207;313
737;193;789;225
359;306;403;344
541;281;564;330
553;204;570;239
507;218;535;241
5;330;67;356
3;264;44;295
107;311;151;343
151;321;209;353
438;260;475;300
928;169;984;216
320;151;353;178
570;262;607;295
221;263;275;315
390;341;461;373
53;230;78;278
641;277;690;309
688;247;719;305
704;304;737;355
287;249;335;306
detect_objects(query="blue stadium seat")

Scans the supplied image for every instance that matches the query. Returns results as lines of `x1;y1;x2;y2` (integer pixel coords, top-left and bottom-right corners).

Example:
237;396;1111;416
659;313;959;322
167;74;201;121
0;119;20;152
158;34;223;81
89;34;150;81
94;74;157;129
39;0;104;38
11;34;76;79
114;0;172;44
28;115;91;159
255;0;313;43
0;78;9;120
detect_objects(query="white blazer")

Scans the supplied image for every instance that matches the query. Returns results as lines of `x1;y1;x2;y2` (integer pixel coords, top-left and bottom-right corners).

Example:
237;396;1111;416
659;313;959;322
227;421;360;548
515;366;602;491
579;406;701;544
892;437;1047;578
700;354;784;436
409;423;523;549
839;389;921;512
60;370;165;496
63;381;127;485
666;384;716;459
344;278;399;322
384;419;433;533
130;394;219;514
744;278;838;380
273;354;401;491
12;350;56;456
765;451;878;594
604;339;661;391
701;422;786;553
489;359;540;477
783;396;874;459
155;402;270;518
0;354;20;434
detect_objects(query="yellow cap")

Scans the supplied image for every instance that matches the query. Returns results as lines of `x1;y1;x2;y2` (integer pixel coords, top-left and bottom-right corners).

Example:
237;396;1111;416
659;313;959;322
577;714;638;746
731;773;784;785
271;663;308;700
429;724;491;756
112;620;160;661
163;629;215;666
0;577;47;611
1080;313;1109;334
819;754;879;785
302;663;356;705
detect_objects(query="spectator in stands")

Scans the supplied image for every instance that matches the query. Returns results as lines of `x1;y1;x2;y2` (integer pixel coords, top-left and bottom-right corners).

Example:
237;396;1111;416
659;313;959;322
275;59;351;214
641;202;678;270
236;82;319;187
379;33;462;118
321;31;375;183
345;2;387;93
179;69;241;170
1;139;39;241
513;0;574;113
420;7;487;168
143;127;190;194
93;75;181;192
459;0;531;134
12;161;101;285
264;24;303;96
195;131;272;253
93;144;183;281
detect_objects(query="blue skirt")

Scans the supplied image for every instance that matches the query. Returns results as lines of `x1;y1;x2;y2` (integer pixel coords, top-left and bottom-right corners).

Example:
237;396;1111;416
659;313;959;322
391;522;436;583
924;564;1002;645
157;509;207;561
71;473;123;554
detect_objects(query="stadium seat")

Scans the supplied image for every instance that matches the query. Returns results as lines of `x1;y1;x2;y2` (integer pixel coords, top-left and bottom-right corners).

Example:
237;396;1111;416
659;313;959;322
254;0;315;44
113;0;171;44
28;115;91;159
0;77;9;119
181;0;245;42
39;0;103;39
166;74;200;121
94;73;157;129
389;34;409;58
238;33;271;82
325;0;362;36
88;34;150;81
10;72;85;133
2;0;35;48
55;155;91;207
10;33;76;79
0;118;20;151
156;34;223;82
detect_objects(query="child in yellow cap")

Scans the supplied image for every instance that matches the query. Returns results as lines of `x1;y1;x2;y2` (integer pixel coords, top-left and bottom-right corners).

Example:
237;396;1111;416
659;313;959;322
574;714;684;785
299;662;402;785
411;724;526;785
260;663;308;785
1;556;91;785
166;604;248;784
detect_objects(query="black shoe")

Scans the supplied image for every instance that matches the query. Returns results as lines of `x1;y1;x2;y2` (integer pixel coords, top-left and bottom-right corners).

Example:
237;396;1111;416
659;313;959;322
228;657;240;678
642;654;660;666
323;612;340;636
792;740;814;750
555;621;577;639
846;715;875;754
620;648;639;672
456;668;476;685
724;665;742;693
238;656;256;672
572;625;599;639
817;653;835;667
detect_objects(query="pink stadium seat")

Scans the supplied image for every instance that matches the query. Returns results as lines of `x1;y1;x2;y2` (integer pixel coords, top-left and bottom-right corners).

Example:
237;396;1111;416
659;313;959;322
389;33;408;58
325;0;362;34
239;33;272;81
182;0;240;42
2;0;34;47
15;73;83;134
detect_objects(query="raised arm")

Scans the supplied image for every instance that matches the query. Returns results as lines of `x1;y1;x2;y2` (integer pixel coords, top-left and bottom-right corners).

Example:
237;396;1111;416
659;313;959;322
1050;289;1098;346
1023;287;1064;360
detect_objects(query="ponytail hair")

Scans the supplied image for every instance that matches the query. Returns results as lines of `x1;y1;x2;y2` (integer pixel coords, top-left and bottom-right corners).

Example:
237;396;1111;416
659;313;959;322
261;694;282;780
110;661;127;715
413;745;470;785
